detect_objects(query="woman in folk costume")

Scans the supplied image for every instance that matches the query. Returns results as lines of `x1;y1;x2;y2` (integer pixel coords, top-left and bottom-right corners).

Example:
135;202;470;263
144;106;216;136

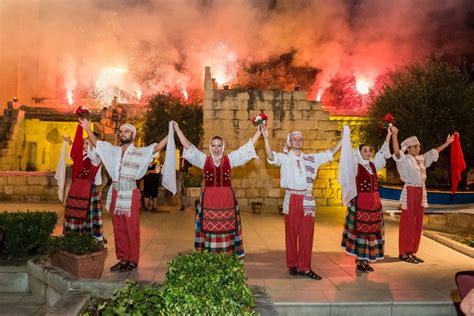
57;106;104;241
391;126;454;263
173;121;261;258
339;126;392;272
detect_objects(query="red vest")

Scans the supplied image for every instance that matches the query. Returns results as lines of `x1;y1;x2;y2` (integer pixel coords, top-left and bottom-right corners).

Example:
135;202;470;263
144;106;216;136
76;156;100;183
356;162;381;210
203;155;232;187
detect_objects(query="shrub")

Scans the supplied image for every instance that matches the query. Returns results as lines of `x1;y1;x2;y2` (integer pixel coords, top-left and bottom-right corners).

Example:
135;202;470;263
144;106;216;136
48;232;103;256
0;211;57;258
99;252;255;315
183;174;202;187
462;234;474;248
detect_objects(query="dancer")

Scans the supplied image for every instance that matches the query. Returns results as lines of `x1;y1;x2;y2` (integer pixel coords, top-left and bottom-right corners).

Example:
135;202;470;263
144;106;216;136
173;121;261;258
80;118;168;272
339;126;392;272
262;126;342;280
392;126;454;263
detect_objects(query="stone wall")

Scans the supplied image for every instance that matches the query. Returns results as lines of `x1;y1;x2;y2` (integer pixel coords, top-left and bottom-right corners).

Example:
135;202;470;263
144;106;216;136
203;67;341;207
0;172;58;201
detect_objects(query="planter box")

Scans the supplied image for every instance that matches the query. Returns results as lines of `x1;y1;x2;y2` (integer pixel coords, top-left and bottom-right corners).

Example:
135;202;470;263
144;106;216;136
50;249;106;279
184;187;202;198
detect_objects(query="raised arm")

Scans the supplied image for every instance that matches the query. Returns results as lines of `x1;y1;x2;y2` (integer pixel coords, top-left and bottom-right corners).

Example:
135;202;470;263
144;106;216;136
262;125;274;161
435;134;455;153
79;118;98;146
153;135;168;154
391;126;401;159
172;121;191;149
330;138;343;156
250;126;262;145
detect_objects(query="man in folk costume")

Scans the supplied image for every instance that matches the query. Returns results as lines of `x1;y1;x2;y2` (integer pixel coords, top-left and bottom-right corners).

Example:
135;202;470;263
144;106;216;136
56;106;104;241
392;127;454;264
80;118;169;272
339;126;392;272
262;126;342;280
173;121;261;258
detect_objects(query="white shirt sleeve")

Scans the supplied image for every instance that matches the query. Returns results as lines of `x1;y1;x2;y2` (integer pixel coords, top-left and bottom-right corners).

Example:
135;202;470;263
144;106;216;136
313;149;334;167
228;140;258;168
183;144;206;169
423;149;439;168
95;140;120;177
134;144;159;179
87;148;101;167
267;152;285;167
372;141;390;172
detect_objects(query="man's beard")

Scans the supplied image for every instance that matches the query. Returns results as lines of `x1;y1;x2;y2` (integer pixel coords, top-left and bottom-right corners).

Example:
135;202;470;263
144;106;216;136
120;136;133;144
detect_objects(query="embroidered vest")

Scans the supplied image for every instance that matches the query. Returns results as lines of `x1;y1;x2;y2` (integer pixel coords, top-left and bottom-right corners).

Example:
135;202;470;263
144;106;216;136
203;156;232;187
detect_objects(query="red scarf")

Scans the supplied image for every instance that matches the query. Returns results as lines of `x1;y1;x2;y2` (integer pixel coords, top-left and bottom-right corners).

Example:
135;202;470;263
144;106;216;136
450;133;466;194
70;124;84;179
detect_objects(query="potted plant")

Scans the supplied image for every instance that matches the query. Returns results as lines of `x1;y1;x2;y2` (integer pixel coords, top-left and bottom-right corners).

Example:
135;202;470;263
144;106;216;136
251;201;263;214
49;232;106;279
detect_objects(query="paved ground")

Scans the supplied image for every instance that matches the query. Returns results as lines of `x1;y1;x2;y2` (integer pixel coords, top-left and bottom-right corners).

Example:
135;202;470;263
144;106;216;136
0;293;49;315
1;200;472;309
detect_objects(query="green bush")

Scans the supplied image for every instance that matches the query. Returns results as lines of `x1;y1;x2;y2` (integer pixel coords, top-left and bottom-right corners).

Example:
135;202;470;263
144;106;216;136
0;211;57;258
183;174;202;187
99;252;255;315
362;58;474;185
462;234;474;248
48;232;103;256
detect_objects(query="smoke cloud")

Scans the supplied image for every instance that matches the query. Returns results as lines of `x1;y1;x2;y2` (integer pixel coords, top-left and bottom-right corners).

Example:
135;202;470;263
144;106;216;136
0;0;472;108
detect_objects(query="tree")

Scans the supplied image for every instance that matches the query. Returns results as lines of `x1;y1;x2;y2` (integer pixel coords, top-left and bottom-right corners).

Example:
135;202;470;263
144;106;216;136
362;58;474;187
143;94;203;152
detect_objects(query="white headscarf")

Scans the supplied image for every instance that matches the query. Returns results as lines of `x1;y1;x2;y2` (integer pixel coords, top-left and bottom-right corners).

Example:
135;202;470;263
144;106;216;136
120;123;137;140
401;136;419;153
209;136;225;165
284;131;304;153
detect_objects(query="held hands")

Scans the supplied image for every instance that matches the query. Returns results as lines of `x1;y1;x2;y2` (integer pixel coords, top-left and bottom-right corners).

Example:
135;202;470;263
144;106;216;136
171;121;180;133
78;118;91;132
389;126;398;135
261;124;270;139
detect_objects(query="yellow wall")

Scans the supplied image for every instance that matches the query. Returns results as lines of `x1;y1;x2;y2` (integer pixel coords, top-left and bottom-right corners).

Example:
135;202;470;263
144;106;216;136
21;119;92;171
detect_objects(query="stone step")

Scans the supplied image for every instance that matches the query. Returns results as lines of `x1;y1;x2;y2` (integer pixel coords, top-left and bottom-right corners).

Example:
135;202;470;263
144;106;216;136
46;290;90;316
273;301;458;316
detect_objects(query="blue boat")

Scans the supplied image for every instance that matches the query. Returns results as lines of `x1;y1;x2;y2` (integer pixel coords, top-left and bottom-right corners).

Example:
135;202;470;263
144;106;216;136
379;185;474;213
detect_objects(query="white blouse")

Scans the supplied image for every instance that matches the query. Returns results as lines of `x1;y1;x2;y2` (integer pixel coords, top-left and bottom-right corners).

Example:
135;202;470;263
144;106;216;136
267;150;333;190
182;140;258;169
392;149;439;186
95;141;158;181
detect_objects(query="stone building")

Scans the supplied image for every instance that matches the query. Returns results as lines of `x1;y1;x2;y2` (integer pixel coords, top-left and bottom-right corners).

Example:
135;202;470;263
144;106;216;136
202;67;342;207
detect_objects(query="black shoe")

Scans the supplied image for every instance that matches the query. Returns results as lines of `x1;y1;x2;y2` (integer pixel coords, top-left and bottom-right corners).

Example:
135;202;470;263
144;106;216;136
399;254;418;264
356;259;368;272
288;267;298;276
362;260;374;272
120;262;138;272
110;260;126;271
297;270;322;280
180;206;185;211
410;254;424;263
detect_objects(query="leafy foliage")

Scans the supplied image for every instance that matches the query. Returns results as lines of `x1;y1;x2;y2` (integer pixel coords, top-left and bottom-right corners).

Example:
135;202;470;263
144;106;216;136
362;58;474;185
143;94;203;151
48;232;103;256
0;211;57;258
183;173;202;187
99;252;255;315
462;234;474;248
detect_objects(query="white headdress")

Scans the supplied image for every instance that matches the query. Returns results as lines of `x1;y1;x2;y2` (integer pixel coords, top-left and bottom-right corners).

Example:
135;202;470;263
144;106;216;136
401;136;419;153
120;123;137;139
284;131;304;153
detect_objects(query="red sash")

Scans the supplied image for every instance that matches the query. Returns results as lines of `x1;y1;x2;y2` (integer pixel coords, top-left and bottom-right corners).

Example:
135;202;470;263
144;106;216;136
201;186;237;233
65;179;93;220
